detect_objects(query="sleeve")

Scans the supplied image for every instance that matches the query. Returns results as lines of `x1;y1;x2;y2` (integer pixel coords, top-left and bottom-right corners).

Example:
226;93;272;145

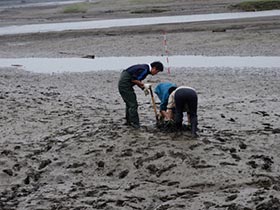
154;85;160;96
130;65;148;81
155;84;165;111
160;90;169;111
131;70;140;80
167;92;175;109
160;100;168;111
136;69;148;81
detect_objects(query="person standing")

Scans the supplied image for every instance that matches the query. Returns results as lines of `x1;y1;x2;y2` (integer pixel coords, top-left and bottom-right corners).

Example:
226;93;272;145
118;61;164;128
166;86;198;137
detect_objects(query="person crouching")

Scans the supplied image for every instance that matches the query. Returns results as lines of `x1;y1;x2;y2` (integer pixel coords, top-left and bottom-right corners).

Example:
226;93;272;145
166;86;199;137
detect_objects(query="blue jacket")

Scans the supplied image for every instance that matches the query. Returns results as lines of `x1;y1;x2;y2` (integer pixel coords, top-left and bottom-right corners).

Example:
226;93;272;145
154;82;177;111
125;64;151;81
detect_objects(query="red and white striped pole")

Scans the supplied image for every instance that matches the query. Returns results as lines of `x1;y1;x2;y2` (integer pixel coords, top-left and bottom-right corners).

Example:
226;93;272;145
163;31;170;74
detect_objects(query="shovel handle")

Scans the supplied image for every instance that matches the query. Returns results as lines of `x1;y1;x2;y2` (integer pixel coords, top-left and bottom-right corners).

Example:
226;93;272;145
149;87;158;121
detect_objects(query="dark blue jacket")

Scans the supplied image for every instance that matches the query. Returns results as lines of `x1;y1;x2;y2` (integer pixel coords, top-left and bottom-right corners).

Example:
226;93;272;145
125;64;151;81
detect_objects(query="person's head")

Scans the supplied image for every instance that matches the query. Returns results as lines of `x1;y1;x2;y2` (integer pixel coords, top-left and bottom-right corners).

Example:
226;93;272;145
150;61;164;75
168;86;177;95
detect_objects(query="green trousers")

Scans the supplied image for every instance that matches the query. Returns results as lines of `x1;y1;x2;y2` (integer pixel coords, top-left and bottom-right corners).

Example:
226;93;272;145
118;71;139;125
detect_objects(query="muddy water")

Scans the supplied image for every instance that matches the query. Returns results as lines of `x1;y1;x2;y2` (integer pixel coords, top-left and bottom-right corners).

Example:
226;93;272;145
1;55;280;73
0;0;85;8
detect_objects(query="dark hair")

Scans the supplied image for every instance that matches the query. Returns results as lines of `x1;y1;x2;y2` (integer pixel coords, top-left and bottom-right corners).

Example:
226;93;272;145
151;61;164;72
168;86;177;95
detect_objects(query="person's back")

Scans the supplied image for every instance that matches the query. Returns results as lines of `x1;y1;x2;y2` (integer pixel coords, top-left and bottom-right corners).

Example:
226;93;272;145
167;86;198;137
154;82;177;112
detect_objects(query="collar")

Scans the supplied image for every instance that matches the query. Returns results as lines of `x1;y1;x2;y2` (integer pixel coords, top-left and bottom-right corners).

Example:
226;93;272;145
148;64;152;73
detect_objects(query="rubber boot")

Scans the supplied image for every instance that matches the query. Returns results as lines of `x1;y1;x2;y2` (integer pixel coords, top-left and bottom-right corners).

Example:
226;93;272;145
190;115;198;137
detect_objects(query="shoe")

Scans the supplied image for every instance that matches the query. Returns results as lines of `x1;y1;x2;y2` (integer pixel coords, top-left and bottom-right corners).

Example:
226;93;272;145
123;121;131;126
191;132;199;138
131;123;140;129
182;124;191;131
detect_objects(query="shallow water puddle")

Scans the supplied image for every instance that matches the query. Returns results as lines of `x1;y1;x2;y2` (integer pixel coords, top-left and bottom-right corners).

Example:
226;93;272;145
0;10;280;35
1;56;280;73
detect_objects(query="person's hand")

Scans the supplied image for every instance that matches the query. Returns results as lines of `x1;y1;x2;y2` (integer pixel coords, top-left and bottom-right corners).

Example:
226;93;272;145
144;88;150;96
156;112;163;121
143;83;152;90
143;83;151;96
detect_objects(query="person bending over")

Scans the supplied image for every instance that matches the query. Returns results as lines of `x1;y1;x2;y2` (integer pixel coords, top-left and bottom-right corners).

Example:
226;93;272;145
154;82;177;120
166;86;198;137
118;61;164;129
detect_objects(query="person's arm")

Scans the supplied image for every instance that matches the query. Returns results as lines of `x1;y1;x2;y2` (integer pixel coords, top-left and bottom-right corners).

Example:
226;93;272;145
166;91;175;120
159;99;169;117
160;110;169;119
131;67;149;89
166;93;175;120
131;80;144;89
166;109;174;120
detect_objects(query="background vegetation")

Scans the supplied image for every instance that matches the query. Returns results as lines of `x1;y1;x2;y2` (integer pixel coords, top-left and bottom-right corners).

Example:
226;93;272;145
232;0;280;11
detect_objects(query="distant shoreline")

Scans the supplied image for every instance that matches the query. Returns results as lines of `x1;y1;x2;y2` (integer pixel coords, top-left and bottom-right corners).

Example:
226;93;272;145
0;0;85;8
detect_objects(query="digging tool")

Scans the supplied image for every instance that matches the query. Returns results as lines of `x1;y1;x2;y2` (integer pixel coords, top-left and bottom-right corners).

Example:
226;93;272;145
149;86;159;123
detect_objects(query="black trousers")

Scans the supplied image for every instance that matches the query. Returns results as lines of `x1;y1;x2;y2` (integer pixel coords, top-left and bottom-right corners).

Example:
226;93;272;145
118;71;139;125
174;88;198;134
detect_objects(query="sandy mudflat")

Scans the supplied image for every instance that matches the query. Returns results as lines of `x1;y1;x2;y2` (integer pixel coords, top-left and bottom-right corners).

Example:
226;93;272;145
1;67;280;209
1;0;280;209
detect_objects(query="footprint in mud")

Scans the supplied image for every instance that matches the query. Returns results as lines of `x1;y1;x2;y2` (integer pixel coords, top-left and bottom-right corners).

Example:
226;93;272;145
225;194;238;202
263;123;273;131
253;111;270;117
24;170;42;184
204;201;216;209
134;151;166;169
120;148;133;157
217;203;250;210
96;161;105;168
248;155;274;171
38;159;52;170
231;153;241;162
239;142;247;150
3;169;13;176
169;150;189;161
66;162;86;169
247;160;258;169
256;197;280;210
146;163;177;177
272;128;280;134
192;164;216;169
119;169;129;179
146;164;158;174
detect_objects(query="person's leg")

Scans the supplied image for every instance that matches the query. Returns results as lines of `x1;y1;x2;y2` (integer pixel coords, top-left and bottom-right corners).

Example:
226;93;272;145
124;106;130;125
118;71;139;127
190;114;198;136
187;114;191;125
187;90;198;136
119;89;139;126
175;88;198;135
174;91;185;130
126;91;139;127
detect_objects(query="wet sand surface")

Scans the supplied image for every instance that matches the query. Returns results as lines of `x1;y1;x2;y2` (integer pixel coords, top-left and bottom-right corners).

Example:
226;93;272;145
1;0;280;209
1;67;280;209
